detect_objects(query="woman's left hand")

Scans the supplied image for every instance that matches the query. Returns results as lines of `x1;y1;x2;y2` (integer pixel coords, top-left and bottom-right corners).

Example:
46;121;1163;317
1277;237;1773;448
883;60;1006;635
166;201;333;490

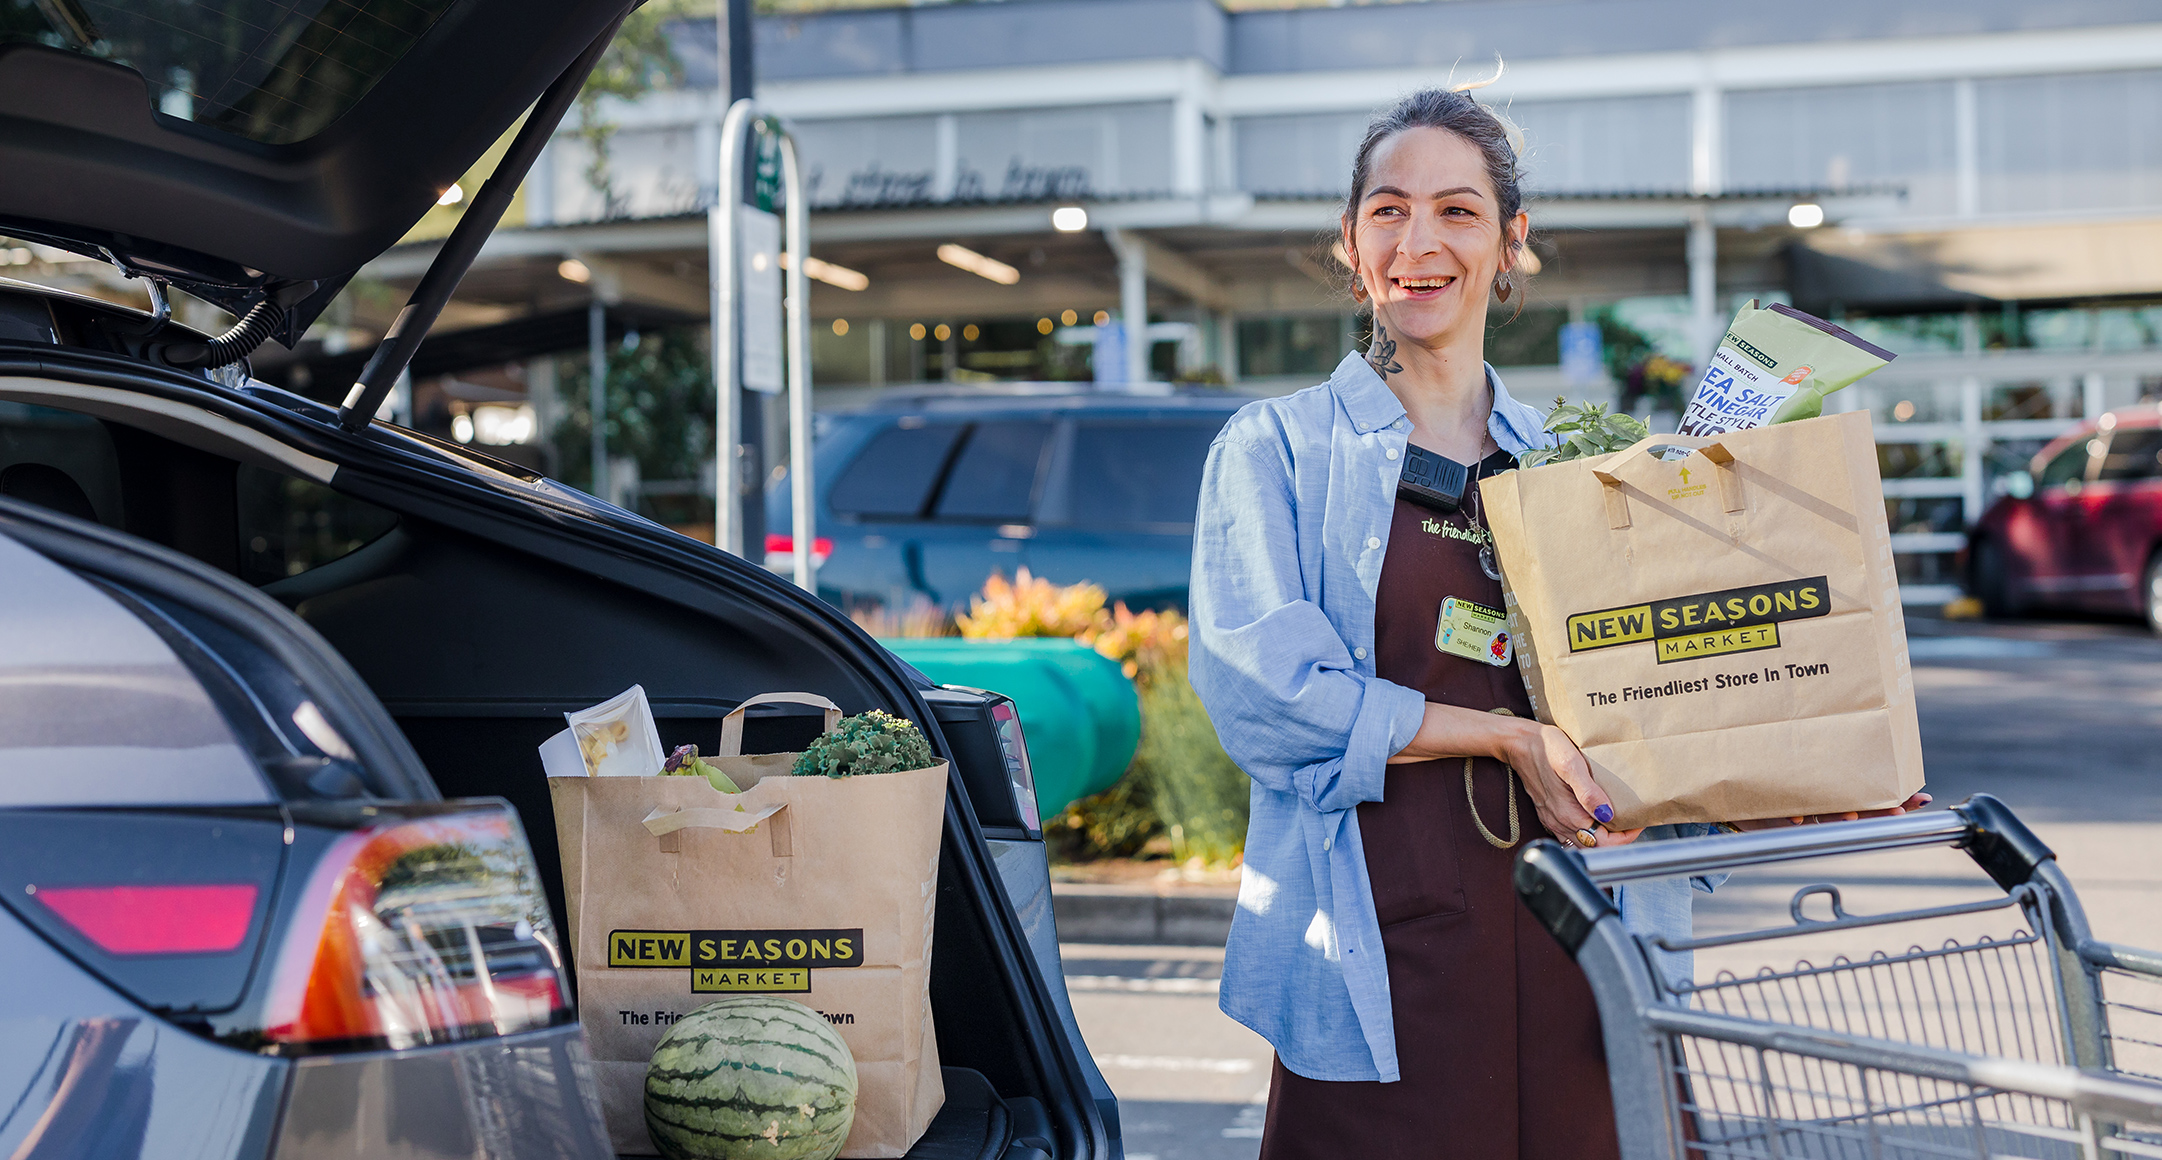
1727;791;1933;831
1503;719;1646;848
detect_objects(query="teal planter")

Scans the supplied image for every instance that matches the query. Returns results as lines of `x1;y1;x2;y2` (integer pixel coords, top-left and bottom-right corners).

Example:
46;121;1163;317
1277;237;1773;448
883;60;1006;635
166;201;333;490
880;638;1141;820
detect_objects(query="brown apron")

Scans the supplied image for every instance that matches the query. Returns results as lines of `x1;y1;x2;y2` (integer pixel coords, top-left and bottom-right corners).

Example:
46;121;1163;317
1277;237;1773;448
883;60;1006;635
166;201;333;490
1258;473;1622;1160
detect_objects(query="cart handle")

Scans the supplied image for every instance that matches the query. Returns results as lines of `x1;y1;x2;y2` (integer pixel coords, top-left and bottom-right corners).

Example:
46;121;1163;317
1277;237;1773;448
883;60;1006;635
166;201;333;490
1642;1006;2162;1126
1514;794;2055;954
1581;794;2050;887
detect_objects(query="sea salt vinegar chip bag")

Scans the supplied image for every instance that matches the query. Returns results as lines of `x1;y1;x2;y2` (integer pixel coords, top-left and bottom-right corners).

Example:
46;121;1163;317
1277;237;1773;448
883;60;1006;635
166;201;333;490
1679;301;1895;438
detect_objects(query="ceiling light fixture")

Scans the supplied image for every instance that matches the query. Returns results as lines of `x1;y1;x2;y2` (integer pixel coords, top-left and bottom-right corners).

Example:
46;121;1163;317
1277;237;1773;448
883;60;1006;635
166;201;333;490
1051;206;1089;232
1787;202;1825;229
779;252;869;291
937;243;1019;285
557;258;592;283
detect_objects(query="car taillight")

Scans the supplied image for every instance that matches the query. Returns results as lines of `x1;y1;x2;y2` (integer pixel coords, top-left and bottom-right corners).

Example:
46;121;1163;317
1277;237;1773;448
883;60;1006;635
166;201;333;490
37;884;259;955
764;533;833;571
989;700;1042;832
259;805;568;1052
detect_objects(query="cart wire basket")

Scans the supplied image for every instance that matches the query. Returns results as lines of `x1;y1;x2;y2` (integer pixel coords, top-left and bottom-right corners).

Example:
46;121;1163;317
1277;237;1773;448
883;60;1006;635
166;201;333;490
1514;794;2162;1160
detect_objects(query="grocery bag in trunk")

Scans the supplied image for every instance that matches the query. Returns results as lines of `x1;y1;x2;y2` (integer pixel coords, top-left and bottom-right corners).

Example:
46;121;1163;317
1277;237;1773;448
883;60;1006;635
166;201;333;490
550;693;948;1157
1479;410;1924;829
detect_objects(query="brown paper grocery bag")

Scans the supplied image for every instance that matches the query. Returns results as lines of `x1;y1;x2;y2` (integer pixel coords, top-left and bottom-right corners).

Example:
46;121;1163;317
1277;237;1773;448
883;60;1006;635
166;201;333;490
550;693;947;1158
1479;410;1924;829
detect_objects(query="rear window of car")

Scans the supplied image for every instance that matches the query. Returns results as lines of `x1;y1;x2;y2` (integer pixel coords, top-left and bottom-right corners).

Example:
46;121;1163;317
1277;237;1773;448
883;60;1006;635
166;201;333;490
237;465;399;584
0;402;124;529
2099;429;2162;481
934;421;1054;522
0;534;272;808
830;422;966;520
4;0;458;145
2038;440;2095;488
1055;418;1224;530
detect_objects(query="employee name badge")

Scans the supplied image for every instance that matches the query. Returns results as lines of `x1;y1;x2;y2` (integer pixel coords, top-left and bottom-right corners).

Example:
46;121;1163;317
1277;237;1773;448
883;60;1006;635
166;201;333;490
1436;595;1513;667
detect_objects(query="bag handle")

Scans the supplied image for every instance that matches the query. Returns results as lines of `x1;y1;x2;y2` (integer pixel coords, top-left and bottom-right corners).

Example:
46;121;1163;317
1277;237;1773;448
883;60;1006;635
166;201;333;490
1589;434;1743;529
718;692;842;757
642;803;793;858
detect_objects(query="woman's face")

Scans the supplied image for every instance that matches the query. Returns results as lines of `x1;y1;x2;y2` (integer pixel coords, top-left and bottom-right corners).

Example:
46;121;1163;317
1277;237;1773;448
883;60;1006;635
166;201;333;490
1343;126;1528;350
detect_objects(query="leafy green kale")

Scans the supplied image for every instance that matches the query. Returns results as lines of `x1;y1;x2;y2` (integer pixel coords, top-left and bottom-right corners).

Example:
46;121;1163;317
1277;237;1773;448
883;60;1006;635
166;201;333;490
1517;396;1653;469
791;711;936;778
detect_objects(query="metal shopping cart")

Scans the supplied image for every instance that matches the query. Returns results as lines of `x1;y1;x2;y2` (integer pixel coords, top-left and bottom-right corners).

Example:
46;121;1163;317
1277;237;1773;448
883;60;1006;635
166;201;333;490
1513;794;2162;1160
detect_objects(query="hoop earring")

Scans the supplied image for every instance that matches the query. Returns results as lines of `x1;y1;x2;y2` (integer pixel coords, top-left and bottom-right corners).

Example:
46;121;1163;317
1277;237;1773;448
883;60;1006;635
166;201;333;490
1351;275;1368;304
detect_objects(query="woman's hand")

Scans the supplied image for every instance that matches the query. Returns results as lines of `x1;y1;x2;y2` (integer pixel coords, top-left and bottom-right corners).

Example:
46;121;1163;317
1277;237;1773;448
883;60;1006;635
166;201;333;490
1391;703;1641;846
1726;791;1933;831
1498;720;1643;848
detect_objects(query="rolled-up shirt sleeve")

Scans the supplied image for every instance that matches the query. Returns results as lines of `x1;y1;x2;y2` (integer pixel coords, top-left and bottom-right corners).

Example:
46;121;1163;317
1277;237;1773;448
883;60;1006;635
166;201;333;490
1188;437;1428;815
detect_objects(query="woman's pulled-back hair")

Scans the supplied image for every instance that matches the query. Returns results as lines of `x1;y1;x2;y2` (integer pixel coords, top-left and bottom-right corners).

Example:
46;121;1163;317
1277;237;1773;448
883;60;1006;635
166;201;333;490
1343;85;1529;299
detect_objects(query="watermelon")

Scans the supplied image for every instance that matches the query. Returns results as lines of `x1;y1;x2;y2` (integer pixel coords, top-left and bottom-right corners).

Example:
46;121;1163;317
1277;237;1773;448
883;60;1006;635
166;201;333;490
644;996;858;1160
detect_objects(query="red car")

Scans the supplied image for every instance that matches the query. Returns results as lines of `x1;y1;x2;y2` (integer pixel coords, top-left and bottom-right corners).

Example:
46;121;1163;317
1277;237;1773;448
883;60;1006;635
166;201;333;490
1971;408;2162;630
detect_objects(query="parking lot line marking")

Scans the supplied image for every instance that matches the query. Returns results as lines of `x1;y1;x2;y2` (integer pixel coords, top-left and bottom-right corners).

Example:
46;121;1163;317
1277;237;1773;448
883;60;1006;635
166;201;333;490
1065;975;1220;994
1094;1054;1256;1073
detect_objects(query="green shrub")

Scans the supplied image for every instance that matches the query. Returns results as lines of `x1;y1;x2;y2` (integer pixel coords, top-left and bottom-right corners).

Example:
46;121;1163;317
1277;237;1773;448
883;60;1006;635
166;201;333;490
1130;665;1248;866
792;711;935;778
953;572;1250;867
1047;770;1162;861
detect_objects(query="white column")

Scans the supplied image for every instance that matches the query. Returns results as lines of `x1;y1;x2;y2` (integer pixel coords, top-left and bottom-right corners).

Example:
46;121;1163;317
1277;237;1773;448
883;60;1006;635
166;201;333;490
933;114;959;202
588;298;608;496
527;139;558;227
1217;312;1238;383
526;357;558;442
868;318;887;388
1687;206;1718;368
2084;371;2107;421
1104;227;1149;385
1954;78;1980;219
1690;81;1723;196
1211;113;1235;195
1961;375;1985;529
1172;89;1206;197
694;117;719;209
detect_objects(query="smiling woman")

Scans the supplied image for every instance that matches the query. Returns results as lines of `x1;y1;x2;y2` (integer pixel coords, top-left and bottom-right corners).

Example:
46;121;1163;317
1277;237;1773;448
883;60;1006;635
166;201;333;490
1187;84;1704;1160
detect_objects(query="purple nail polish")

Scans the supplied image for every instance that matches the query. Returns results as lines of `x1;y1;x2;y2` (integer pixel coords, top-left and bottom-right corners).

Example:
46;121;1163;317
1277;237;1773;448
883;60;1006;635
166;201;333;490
1594;804;1614;825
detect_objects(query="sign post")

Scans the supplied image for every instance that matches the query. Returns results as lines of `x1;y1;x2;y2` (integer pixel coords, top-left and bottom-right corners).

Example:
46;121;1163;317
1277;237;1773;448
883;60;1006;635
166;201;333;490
711;101;815;591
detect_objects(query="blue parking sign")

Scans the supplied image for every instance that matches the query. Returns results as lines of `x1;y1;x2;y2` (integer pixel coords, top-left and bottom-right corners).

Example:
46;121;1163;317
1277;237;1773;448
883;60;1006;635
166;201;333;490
1560;320;1603;386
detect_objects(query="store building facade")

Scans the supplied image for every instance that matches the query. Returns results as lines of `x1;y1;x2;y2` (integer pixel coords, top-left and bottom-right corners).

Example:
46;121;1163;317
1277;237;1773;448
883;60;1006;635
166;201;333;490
347;0;2162;596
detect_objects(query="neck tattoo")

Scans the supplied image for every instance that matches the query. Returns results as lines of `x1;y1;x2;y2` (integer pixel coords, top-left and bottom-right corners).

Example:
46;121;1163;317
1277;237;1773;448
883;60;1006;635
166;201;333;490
1367;322;1403;381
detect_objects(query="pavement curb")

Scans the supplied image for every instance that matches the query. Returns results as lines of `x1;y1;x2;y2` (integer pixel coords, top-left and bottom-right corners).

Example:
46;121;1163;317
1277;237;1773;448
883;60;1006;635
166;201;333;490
1051;883;1236;945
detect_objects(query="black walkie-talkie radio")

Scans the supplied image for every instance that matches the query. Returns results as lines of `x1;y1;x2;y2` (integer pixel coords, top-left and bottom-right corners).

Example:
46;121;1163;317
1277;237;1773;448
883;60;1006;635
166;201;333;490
1396;444;1472;514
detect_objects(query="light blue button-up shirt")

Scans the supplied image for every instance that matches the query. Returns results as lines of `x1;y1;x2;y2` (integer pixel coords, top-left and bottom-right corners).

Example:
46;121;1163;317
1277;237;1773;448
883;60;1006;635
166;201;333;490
1190;352;1711;1083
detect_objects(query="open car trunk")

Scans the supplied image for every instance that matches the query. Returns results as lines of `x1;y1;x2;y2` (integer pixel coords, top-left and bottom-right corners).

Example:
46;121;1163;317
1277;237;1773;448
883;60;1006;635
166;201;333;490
0;338;1102;1159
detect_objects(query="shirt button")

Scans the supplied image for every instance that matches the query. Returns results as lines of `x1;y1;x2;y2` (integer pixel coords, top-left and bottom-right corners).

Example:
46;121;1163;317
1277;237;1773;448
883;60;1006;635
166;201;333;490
1386;448;1400;461
1366;536;1381;549
1323;837;1332;851
1354;647;1368;660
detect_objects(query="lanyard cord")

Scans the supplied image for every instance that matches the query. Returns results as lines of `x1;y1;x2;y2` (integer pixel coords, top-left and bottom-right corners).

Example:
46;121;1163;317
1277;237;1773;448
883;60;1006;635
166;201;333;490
1465;707;1521;849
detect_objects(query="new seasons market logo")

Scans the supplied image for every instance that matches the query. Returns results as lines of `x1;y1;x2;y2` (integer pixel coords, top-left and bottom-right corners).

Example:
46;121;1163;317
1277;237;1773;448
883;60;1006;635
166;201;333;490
1565;577;1827;664
1728;332;1779;371
608;928;863;994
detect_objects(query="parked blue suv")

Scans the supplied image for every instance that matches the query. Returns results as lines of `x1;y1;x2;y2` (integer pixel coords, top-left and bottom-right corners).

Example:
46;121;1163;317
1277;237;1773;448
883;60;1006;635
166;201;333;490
776;391;1247;612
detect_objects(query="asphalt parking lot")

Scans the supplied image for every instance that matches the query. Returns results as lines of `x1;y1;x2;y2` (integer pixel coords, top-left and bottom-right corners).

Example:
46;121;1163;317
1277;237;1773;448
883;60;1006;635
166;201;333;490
1064;611;2162;1160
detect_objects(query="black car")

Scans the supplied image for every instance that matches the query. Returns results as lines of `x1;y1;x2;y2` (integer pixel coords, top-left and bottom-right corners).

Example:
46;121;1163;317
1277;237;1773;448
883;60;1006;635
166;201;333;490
775;391;1246;613
0;5;1114;1157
